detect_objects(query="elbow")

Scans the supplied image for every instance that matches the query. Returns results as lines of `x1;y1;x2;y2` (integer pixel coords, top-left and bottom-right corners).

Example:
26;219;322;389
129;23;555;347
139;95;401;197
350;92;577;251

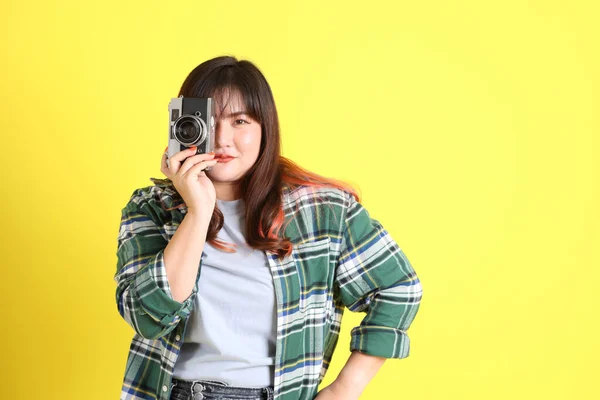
115;285;184;341
113;250;198;340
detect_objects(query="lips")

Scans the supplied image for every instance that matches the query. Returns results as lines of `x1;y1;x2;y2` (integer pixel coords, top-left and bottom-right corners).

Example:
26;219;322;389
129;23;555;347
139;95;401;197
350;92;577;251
215;155;235;163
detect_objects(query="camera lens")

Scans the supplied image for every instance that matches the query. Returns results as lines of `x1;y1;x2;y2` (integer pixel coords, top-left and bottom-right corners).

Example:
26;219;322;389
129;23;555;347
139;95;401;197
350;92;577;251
178;119;198;140
173;115;207;145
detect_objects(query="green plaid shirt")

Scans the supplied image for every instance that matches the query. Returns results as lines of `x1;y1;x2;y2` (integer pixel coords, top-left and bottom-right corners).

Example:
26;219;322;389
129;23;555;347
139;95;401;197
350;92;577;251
114;177;422;400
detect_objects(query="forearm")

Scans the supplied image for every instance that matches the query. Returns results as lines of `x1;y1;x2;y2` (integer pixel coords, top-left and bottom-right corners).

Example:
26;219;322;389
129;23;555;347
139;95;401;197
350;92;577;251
164;210;211;303
333;350;387;397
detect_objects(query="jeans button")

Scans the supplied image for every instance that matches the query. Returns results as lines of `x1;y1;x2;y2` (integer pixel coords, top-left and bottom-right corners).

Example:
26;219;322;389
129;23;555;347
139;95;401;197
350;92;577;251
193;383;204;400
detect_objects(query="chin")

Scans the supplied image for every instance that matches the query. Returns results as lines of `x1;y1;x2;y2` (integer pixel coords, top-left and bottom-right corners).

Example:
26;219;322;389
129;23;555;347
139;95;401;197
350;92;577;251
206;170;242;181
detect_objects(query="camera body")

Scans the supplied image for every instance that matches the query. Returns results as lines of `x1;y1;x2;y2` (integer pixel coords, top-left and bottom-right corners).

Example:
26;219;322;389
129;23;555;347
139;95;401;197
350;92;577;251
167;96;216;170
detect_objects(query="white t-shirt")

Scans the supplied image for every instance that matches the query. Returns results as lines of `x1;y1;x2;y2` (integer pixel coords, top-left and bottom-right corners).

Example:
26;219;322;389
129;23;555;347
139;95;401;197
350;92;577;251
172;197;277;388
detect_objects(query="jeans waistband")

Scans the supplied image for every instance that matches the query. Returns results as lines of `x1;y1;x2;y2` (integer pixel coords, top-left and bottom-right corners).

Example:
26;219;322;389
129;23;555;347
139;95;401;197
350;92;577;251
171;377;274;400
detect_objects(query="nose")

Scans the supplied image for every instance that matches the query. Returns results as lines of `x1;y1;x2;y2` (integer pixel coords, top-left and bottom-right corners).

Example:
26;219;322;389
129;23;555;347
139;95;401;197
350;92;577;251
214;120;233;148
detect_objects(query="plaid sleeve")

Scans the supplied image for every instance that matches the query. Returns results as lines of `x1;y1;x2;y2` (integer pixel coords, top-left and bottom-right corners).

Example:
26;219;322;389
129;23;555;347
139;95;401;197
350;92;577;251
114;190;202;340
335;191;423;359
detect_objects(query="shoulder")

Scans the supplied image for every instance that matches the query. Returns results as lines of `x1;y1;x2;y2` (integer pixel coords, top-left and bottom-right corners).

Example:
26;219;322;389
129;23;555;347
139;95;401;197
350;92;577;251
282;184;358;225
122;177;183;218
282;183;352;208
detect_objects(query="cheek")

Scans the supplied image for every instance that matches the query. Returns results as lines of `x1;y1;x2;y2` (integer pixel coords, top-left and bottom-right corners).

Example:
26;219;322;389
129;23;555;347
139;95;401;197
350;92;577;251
237;129;262;155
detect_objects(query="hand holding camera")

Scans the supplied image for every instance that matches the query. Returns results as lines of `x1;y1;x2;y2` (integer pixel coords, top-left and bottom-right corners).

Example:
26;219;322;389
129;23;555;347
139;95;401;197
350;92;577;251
161;96;218;215
160;146;218;215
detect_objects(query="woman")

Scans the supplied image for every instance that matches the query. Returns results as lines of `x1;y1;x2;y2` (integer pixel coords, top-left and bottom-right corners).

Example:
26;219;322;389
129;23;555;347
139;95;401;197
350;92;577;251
114;56;423;400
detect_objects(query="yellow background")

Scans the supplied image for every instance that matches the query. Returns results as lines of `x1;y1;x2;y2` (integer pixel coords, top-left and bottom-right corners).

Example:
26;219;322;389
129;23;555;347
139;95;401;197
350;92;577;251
1;0;598;399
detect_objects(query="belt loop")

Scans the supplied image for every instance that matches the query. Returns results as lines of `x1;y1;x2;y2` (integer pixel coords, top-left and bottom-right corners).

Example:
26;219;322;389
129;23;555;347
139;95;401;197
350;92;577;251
264;386;274;400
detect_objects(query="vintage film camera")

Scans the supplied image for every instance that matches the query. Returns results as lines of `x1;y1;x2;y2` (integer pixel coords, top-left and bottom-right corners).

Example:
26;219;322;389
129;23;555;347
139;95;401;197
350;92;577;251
167;96;216;170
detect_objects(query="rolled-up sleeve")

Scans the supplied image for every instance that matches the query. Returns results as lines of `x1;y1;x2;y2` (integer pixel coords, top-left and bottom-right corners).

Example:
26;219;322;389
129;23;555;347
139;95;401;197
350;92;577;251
114;191;202;340
334;191;423;359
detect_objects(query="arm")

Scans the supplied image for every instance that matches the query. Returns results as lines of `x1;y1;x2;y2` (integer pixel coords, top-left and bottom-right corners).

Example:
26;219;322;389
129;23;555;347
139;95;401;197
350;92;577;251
114;190;211;340
316;350;386;399
322;191;423;397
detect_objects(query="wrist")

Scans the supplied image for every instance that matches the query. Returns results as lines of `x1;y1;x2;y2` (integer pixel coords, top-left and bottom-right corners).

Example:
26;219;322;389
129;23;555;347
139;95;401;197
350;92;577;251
186;209;212;226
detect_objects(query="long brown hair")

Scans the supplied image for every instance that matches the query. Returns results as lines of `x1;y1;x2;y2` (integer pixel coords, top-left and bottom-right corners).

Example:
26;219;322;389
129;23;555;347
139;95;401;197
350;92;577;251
175;56;359;260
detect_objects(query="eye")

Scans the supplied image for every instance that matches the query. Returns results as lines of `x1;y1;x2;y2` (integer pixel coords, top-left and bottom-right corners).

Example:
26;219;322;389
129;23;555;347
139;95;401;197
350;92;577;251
234;118;249;125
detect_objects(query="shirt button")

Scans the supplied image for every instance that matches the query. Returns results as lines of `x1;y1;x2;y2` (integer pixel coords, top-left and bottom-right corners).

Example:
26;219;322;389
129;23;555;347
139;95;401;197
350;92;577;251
162;385;168;392
175;335;181;341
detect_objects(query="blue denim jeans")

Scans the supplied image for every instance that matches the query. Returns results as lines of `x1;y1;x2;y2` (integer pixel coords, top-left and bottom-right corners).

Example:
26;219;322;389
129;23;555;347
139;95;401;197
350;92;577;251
170;377;274;400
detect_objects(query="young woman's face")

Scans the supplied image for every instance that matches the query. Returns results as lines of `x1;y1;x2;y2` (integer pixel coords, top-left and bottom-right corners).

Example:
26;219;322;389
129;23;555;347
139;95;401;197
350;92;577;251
205;90;262;184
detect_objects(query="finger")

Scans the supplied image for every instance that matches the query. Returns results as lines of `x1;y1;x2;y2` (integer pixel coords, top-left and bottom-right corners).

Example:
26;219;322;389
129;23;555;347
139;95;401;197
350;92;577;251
170;146;198;164
166;146;201;174
161;147;172;169
179;153;216;175
184;158;219;178
161;152;172;178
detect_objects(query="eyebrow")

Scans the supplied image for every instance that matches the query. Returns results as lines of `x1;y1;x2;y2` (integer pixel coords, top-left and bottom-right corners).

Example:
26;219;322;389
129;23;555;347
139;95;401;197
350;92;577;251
220;111;249;118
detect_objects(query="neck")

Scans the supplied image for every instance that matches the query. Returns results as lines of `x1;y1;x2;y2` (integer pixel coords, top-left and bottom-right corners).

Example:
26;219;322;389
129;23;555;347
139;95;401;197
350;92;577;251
214;181;240;201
